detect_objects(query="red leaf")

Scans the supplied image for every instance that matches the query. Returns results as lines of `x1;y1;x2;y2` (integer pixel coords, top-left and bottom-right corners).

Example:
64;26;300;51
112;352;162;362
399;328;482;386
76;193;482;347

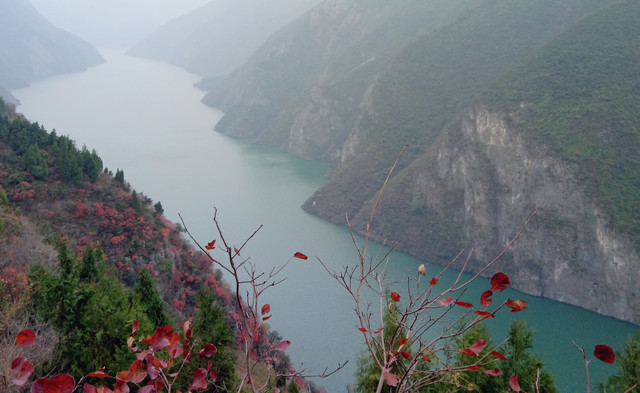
469;339;488;355
87;368;111;378
132;321;139;336
594;344;616;364
510;375;522;392
505;299;528;313
474;310;494;318
261;304;271;315
490;273;510;292
142;325;173;352
397;338;408;347
399;351;411;360
373;327;384;334
275;340;291;352
460;348;477;357
482;368;503;376
128;360;147;384
199;343;218;358
205;240;216;250
168;341;183;360
11;356;33;385
390;292;401;302
210;369;218;382
30;374;75;393
16;329;36;348
480;290;493;307
491;350;507;360
466;365;480;370
262;315;272;321
430;277;438;286
83;384;97;393
439;296;454;307
138;386;155;393
113;379;130;393
382;368;398;387
293;252;308;260
189;368;208;390
358;327;367;332
455;301;473;308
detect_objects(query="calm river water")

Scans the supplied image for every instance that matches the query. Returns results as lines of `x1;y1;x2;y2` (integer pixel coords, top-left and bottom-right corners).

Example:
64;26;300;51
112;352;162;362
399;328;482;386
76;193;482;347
13;50;638;392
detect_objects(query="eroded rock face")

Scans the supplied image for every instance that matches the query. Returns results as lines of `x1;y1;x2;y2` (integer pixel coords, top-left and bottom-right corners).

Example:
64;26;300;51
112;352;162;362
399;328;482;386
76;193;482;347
361;106;640;323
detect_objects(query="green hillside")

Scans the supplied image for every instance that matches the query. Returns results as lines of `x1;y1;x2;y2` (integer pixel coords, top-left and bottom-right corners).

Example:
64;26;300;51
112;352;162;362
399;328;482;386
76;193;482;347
483;0;640;244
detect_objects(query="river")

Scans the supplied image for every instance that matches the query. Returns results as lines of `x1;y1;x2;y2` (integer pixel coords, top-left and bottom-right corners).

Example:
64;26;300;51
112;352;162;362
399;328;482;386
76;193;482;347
12;50;638;392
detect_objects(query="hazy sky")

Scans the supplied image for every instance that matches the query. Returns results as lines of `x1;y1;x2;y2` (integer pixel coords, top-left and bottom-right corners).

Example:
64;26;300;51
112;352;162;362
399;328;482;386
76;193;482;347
29;0;211;48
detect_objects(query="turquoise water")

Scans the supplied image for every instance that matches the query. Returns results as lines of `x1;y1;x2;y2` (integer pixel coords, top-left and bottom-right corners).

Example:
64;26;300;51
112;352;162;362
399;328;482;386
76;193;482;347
13;50;638;392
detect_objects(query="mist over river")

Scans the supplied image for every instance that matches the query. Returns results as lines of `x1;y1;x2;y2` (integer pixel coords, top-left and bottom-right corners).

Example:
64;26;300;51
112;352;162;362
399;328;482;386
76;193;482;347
13;50;638;392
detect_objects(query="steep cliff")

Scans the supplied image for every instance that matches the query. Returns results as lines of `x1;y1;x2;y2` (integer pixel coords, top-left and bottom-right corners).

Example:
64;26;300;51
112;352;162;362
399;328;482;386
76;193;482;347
0;0;104;103
201;0;640;322
303;0;640;323
347;106;640;323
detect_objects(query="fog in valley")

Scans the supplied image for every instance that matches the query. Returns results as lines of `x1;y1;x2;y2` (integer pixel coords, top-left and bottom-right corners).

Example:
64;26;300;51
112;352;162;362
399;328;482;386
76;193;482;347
5;0;640;391
28;0;213;47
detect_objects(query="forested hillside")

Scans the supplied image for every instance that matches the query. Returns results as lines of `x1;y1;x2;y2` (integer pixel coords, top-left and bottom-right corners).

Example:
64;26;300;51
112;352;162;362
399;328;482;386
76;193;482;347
196;0;640;323
0;0;104;104
0;100;306;392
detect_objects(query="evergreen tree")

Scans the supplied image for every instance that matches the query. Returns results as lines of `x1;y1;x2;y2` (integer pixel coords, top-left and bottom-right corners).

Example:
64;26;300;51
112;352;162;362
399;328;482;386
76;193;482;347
178;287;238;392
353;298;411;393
131;190;142;213
133;267;172;327
599;332;640;393
22;145;49;179
154;201;164;215
114;169;125;185
499;320;556;393
30;243;154;377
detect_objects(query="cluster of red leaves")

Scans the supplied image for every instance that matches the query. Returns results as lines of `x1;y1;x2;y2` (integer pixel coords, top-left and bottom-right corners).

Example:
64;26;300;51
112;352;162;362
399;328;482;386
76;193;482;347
9;320;224;393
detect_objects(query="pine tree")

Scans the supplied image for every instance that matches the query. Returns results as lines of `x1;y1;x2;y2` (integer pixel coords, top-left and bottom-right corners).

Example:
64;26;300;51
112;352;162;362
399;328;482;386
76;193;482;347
599;332;640;393
133;267;172;327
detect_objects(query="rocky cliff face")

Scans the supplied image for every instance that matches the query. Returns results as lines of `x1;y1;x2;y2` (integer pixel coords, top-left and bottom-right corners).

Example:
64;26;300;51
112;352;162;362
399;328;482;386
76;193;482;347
205;0;640;324
344;106;640;323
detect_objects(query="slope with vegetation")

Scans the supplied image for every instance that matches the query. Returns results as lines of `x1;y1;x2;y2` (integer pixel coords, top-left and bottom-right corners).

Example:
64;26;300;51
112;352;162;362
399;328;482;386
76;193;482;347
198;0;640;324
0;99;307;392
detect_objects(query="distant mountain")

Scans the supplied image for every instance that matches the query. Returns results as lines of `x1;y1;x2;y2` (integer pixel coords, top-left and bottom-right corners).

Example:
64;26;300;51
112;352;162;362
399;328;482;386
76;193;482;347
127;0;321;79
203;0;640;323
0;0;104;103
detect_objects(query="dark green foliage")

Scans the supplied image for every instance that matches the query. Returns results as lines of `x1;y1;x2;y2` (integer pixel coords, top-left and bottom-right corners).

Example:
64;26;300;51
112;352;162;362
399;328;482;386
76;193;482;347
429;320;556;393
78;244;102;282
22;145;49;179
131;190;142;213
154;201;164;215
114;169;125;187
599;331;640;393
353;299;410;393
81;146;102;182
484;0;640;247
498;321;556;393
30;243;154;377
178;287;238;392
134;267;172;327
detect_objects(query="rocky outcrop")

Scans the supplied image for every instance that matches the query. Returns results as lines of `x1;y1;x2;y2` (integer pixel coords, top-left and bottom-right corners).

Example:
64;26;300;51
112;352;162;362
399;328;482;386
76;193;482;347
346;106;640;323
